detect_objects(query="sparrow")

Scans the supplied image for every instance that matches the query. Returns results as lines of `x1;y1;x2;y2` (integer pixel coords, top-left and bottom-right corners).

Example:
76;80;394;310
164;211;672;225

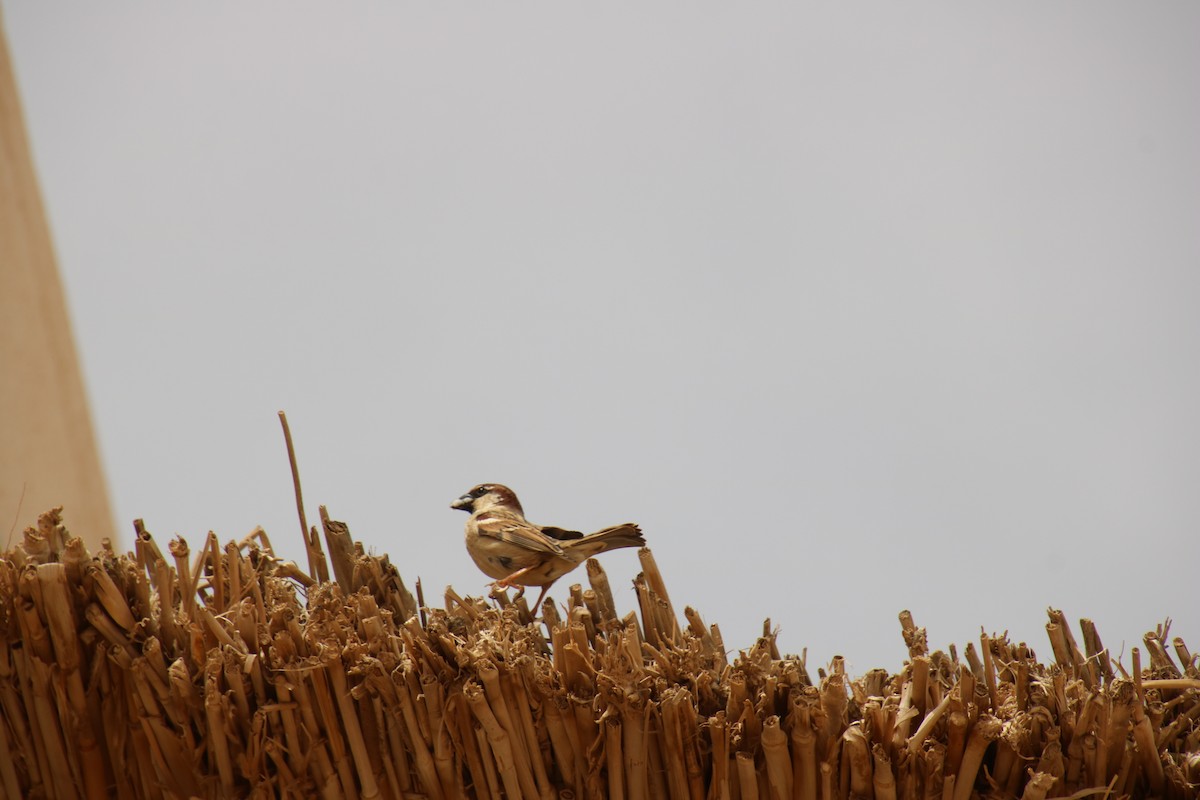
451;483;644;612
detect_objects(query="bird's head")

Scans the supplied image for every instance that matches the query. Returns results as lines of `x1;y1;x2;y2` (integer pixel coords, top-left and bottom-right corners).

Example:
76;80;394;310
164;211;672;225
451;484;523;515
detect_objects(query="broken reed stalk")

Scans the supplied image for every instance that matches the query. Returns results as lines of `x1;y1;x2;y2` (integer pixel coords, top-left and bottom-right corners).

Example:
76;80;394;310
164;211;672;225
277;410;315;579
2;507;1199;799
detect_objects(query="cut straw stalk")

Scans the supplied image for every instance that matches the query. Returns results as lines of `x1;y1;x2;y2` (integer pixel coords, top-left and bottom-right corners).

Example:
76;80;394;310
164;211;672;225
506;666;555;799
465;680;527;800
31;660;78;798
543;696;580;792
585;559;617;627
386;668;444;800
708;712;731;800
203;658;235;796
943;706;969;779
842;723;872;800
735;752;760;800
445;694;490;799
643;721;670;799
979;632;999;711
950;715;1001;800
320;507;358;594
761;716;792;800
36;563;108;798
637;548;680;642
674;694;706;799
907;690;953;756
604;716;625;800
478;660;541;799
323;648;381;800
1131;695;1166;794
871;743;896;800
788;700;817;800
620;701;649;800
658;693;692;799
307;664;359;800
433;716;457;799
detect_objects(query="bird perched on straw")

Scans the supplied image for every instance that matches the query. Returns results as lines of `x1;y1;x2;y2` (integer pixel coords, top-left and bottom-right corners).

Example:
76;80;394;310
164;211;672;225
451;483;644;612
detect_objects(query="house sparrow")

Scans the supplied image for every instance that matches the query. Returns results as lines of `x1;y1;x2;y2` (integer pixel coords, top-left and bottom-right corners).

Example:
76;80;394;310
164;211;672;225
451;483;644;612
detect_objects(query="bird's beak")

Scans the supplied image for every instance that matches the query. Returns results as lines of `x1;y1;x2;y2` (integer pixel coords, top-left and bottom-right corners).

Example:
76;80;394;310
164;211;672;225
450;494;474;511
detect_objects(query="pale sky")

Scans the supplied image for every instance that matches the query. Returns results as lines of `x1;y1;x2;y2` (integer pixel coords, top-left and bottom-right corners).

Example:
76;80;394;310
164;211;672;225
4;3;1198;672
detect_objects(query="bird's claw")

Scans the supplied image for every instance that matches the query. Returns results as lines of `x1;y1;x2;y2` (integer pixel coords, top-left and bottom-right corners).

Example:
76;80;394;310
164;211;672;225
488;581;525;601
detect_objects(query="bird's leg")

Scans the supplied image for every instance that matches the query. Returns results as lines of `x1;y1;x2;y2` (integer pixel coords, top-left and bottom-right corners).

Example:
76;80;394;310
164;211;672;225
531;584;553;616
493;569;559;619
491;565;536;596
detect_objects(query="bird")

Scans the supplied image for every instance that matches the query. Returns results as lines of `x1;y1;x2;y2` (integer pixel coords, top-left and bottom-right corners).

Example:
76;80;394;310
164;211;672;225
451;483;644;613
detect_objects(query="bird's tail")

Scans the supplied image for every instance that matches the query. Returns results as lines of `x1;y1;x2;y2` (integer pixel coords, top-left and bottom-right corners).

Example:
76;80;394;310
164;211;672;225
569;524;645;557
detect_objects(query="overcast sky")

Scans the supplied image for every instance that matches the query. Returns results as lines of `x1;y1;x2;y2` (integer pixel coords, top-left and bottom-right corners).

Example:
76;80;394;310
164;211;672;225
4;3;1198;672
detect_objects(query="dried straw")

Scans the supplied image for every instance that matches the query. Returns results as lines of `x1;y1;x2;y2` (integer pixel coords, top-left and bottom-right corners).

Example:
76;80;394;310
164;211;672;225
0;506;1197;798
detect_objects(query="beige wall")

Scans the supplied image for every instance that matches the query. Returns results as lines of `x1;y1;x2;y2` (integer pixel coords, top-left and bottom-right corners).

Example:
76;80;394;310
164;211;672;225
1;13;115;547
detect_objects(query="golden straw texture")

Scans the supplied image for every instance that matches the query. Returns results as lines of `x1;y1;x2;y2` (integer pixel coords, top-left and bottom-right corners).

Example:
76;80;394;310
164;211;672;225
1;507;1198;798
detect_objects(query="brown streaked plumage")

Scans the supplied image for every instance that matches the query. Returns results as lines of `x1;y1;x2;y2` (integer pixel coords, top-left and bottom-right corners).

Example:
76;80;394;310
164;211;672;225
450;483;644;613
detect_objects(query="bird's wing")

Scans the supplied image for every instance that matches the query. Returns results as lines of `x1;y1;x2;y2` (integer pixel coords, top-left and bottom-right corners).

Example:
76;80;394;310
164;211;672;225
539;525;584;541
475;513;566;556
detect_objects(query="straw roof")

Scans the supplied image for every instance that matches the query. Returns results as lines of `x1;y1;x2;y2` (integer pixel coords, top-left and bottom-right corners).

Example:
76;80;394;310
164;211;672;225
1;506;1197;799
